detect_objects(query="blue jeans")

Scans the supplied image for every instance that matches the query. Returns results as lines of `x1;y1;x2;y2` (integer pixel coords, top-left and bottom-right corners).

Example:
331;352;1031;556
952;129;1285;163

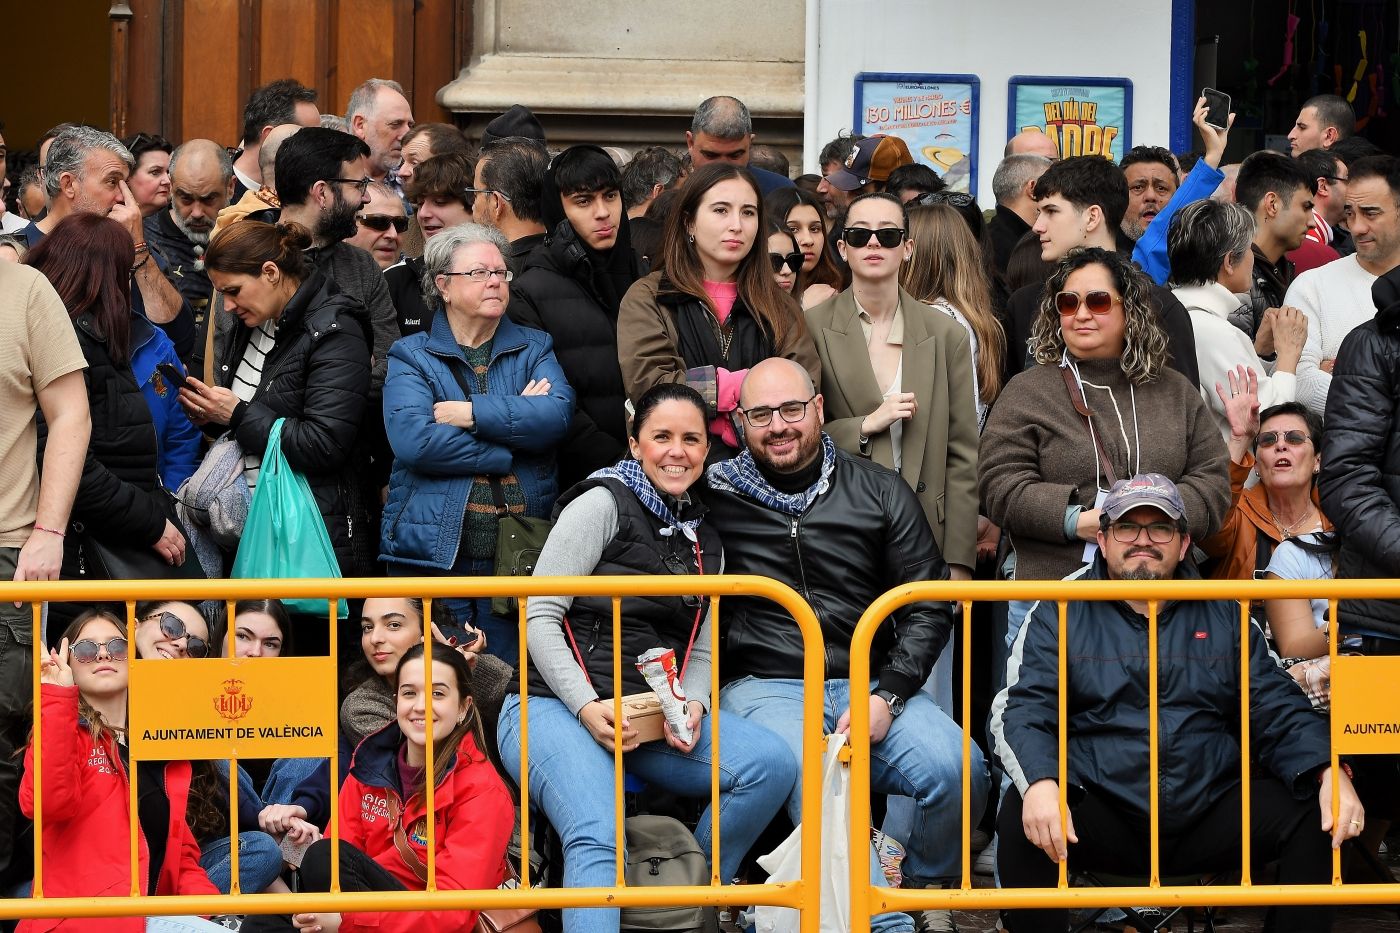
720;677;989;887
498;694;796;933
199;829;285;893
386;556;518;665
260;757;324;807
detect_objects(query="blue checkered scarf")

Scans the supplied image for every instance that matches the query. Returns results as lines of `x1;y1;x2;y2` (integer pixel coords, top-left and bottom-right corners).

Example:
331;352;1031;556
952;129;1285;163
589;458;703;541
706;434;836;515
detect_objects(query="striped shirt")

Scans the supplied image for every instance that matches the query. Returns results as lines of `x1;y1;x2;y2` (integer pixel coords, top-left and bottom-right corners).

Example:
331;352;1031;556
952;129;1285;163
232;319;278;490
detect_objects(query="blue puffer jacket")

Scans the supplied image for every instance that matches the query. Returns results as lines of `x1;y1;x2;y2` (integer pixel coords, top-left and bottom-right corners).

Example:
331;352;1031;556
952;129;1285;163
132;316;202;491
380;310;574;569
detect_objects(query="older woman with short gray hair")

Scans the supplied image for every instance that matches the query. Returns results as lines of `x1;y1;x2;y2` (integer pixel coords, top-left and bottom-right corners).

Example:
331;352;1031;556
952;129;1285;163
381;221;575;663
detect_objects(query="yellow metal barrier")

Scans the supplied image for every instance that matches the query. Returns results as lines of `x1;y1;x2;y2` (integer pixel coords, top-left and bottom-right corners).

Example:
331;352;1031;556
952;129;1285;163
847;577;1400;925
5;575;826;931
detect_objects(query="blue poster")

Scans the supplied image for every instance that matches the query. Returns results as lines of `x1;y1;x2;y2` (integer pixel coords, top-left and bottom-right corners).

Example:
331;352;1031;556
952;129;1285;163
1008;76;1133;162
853;73;980;194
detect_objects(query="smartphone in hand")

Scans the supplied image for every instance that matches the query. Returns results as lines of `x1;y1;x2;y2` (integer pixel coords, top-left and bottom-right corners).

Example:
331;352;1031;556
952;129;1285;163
157;362;191;392
1202;88;1231;129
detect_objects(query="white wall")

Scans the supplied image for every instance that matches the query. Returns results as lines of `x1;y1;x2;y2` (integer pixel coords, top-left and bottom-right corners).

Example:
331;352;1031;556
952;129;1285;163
806;0;1177;203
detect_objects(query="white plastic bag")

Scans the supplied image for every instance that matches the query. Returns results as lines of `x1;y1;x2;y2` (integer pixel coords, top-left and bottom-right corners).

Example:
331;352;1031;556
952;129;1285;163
754;733;852;933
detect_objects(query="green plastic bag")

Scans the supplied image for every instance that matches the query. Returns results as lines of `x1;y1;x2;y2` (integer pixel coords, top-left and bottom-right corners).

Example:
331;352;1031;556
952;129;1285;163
232;419;348;618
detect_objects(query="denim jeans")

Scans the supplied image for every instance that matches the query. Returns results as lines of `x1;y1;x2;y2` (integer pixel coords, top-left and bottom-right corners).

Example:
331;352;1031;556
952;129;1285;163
719;677;990;887
386;555;518;665
199;830;285;893
260;757;324;808
498;693;796;933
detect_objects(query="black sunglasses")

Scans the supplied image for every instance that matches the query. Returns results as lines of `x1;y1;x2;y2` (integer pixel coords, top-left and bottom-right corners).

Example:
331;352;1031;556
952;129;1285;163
71;637;129;663
841;227;906;248
914;191;976;209
143;610;209;658
769;251;803;275
357;213;409;233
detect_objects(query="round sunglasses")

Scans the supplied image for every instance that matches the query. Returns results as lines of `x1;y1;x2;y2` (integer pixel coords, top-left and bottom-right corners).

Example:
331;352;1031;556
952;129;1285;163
769;251;803;275
71;637;129;663
1055;290;1121;316
142;610;210;658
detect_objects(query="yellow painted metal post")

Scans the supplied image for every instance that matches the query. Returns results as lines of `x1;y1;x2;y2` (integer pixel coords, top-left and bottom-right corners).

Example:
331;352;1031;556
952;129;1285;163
1329;598;1342;885
612;596;625;888
126;600;140;897
329;598;341;894
1056;599;1068;890
1238;599;1252;884
709;596;721;886
1147;600;1160;888
960;598;972;890
424;597;437;891
30;600;43;899
227;599;241;895
517;596;532;889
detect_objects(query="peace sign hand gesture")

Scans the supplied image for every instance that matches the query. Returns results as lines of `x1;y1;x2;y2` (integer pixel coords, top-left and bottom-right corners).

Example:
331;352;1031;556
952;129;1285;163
40;638;74;688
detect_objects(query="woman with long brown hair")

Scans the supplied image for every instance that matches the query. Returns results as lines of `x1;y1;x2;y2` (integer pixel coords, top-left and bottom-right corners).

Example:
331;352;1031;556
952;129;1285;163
25;214;196;592
765;186;846;307
618;162;819;461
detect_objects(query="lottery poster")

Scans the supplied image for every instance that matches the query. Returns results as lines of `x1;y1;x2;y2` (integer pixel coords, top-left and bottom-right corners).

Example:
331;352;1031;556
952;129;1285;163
1008;76;1133;162
853;73;980;194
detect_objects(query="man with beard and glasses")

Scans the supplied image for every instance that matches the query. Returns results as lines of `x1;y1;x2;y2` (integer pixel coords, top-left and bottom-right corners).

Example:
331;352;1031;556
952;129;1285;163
992;472;1359;933
144;139;234;327
708;357;989;933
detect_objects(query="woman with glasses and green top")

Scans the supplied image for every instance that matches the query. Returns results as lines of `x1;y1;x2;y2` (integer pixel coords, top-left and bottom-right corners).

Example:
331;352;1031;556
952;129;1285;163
380;222;573;662
979;248;1230;646
618;162;819;463
805;192;981;580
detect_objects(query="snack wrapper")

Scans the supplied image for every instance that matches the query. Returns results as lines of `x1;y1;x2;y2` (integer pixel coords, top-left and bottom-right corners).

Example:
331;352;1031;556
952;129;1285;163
636;647;692;745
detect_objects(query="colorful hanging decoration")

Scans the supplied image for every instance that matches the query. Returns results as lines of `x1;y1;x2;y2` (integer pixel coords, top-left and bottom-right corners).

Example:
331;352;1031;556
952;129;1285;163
1269;11;1303;86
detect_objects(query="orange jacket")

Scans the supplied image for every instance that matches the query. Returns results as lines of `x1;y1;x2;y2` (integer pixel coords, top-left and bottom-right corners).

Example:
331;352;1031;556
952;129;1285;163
1200;453;1332;581
18;684;218;933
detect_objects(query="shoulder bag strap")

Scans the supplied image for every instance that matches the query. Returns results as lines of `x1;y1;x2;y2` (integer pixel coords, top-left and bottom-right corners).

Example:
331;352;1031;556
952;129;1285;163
446;360;511;518
1060;365;1119;487
385;794;429;884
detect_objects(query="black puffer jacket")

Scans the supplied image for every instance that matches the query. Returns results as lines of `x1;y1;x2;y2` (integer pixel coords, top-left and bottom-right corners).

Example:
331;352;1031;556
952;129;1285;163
38;313;168;556
1320;264;1400;635
523;477;723;703
385;256;430;337
213;269;372;572
991;557;1330;825
509;224;631;489
704;447;950;702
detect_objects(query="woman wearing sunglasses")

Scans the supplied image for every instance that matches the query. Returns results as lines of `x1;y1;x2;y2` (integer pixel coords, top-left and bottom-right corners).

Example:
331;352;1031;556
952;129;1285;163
980;248;1230;643
21;609;225;932
618;163;819;462
177;220;372;579
766;220;803;296
1202;369;1332;581
497;382;794;933
764;187;845;308
803;192;981;580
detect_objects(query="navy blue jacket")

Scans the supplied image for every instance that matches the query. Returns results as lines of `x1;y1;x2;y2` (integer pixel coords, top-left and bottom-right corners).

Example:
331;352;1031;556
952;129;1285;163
991;557;1330;825
380;310;574;569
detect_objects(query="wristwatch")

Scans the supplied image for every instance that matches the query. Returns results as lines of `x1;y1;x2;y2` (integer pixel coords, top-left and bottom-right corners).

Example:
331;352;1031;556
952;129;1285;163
873;689;904;718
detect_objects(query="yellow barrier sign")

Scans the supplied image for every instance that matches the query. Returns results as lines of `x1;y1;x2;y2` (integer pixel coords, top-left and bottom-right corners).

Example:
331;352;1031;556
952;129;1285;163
1331;655;1400;753
129;656;337;759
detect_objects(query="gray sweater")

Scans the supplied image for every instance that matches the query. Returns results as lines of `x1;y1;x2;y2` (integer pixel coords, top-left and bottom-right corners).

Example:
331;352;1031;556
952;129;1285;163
528;486;716;715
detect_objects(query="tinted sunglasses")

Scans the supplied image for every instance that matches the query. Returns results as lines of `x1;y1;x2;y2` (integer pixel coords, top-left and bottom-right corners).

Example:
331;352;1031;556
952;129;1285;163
71;637;128;663
1055;290;1120;315
769;251;803;275
841;227;906;248
913;191;976;208
1256;429;1312;448
357;214;409;233
143;610;209;658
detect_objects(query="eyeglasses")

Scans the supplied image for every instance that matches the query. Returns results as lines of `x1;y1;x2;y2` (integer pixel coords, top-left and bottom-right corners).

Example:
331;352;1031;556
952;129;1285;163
70;637;129;663
325;177;373;195
1055;290;1121;315
737;396;817;428
769;251;803;275
1108;521;1180;545
142;610;209;658
1255;429;1312;448
441;268;514;283
913;191;976;208
841;227;906;249
1322;175;1348;185
357;213;408;233
463;187;512;202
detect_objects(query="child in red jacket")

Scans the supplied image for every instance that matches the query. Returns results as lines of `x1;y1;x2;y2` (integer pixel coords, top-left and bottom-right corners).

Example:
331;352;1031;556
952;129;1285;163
20;609;222;933
244;643;514;933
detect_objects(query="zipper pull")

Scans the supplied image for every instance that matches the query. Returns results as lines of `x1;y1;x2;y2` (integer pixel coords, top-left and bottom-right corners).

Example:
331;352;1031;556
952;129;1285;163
790;518;798;538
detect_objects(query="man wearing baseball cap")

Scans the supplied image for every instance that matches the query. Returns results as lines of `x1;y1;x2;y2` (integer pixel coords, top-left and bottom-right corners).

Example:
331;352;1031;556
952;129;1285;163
991;473;1360;933
819;134;915;202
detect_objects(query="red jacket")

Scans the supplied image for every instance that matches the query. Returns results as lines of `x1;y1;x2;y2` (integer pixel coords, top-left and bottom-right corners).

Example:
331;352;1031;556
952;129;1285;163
18;683;218;933
340;725;514;933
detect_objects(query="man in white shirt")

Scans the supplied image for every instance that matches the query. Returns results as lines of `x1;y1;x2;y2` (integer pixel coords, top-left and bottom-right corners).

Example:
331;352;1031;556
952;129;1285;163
1286;154;1400;416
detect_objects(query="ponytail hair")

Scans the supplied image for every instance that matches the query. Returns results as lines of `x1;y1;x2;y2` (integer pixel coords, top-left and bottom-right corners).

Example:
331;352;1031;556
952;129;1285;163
204;220;312;280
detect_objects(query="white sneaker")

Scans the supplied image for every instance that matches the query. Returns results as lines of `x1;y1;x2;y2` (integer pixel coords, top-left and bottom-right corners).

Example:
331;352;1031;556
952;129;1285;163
914;907;958;933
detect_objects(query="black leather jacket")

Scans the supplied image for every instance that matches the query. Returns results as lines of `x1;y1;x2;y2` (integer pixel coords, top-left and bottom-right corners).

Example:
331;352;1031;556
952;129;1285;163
705;447;951;701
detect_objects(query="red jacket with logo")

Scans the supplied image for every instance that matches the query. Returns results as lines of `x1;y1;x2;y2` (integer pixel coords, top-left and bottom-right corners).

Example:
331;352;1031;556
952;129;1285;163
18;683;219;933
340;724;514;932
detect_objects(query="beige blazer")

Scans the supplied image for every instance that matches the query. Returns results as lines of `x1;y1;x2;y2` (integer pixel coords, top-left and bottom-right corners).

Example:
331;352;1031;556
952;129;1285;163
805;287;980;569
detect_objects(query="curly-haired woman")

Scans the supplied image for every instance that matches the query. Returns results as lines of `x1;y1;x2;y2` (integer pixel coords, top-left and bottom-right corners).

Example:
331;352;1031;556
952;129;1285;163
979;247;1230;643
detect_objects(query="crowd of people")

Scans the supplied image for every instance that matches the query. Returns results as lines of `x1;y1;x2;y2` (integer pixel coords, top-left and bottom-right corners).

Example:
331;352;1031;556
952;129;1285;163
1;79;1399;933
